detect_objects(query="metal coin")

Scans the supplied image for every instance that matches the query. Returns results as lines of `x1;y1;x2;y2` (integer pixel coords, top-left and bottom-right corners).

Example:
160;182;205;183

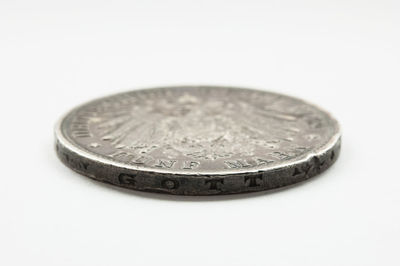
55;86;341;195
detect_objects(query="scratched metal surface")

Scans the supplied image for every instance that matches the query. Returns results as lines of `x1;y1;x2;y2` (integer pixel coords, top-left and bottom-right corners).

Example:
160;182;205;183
55;86;341;195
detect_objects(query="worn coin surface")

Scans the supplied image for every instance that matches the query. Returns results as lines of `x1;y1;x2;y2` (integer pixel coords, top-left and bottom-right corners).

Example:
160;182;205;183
55;86;341;195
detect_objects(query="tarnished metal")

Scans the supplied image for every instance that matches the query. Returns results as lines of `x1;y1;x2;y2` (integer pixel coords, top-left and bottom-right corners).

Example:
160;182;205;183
55;86;341;195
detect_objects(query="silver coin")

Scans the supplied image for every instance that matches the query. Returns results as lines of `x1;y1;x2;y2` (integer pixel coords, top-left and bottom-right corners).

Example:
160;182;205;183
55;86;341;195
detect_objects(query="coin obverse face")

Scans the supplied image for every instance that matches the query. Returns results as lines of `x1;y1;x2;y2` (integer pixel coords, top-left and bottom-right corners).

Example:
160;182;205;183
55;86;341;195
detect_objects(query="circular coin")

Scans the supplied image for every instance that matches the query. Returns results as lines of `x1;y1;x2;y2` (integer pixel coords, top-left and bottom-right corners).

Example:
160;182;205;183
55;86;341;195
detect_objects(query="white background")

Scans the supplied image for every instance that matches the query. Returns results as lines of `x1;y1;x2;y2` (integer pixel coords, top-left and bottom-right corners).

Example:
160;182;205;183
1;1;399;265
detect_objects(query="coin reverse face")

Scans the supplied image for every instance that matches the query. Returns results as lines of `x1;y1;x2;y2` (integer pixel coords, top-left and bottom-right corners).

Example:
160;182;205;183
55;86;341;195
